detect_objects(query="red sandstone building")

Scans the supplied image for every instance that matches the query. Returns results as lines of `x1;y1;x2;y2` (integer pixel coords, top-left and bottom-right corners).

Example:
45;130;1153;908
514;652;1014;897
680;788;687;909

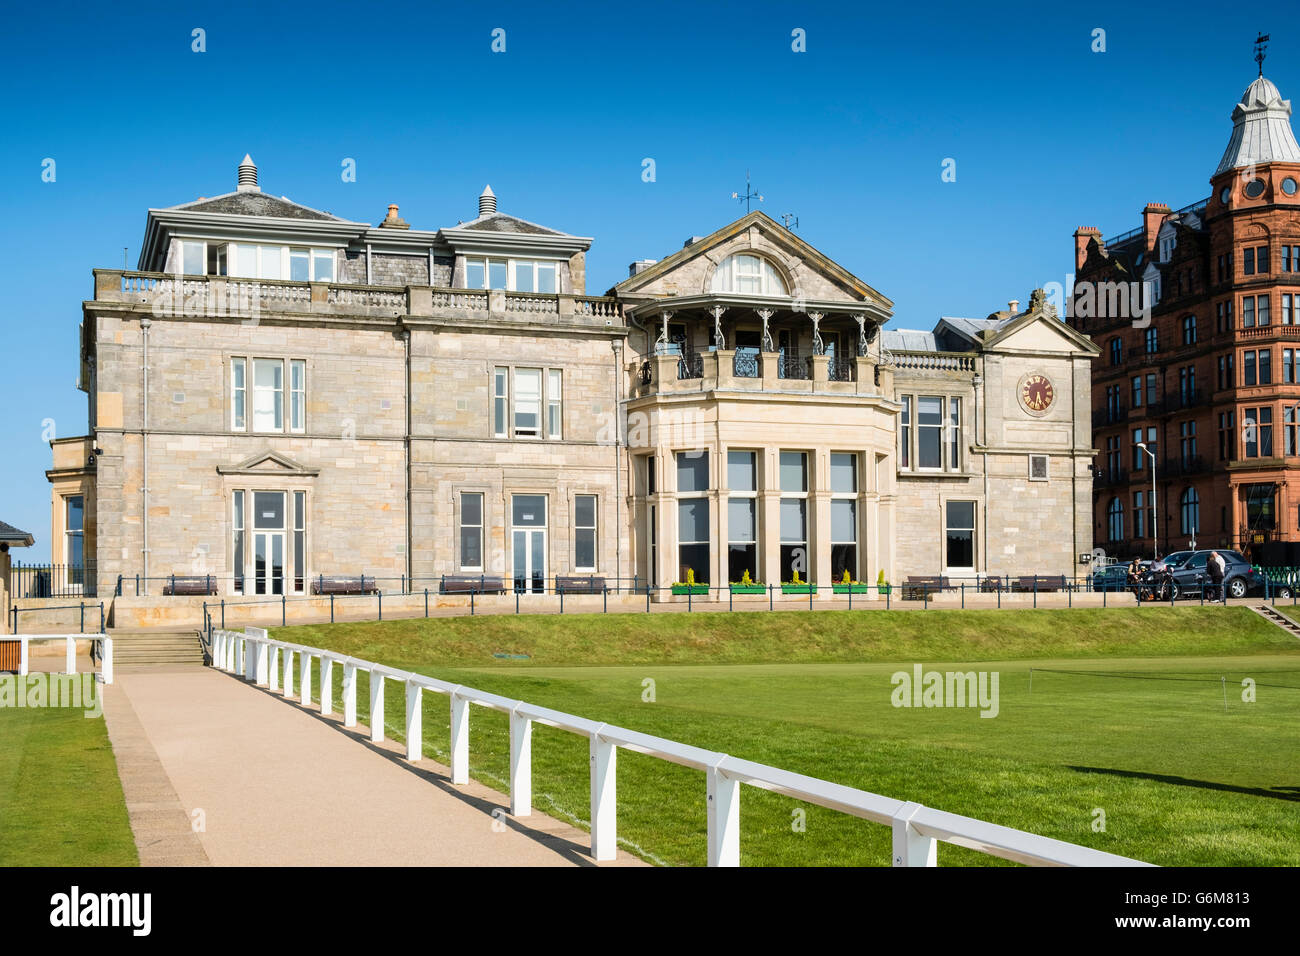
1069;70;1300;564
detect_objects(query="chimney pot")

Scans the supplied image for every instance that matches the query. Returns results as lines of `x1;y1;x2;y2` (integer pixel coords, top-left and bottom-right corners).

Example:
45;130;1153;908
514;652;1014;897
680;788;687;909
479;185;497;217
237;154;259;192
1008;299;1020;314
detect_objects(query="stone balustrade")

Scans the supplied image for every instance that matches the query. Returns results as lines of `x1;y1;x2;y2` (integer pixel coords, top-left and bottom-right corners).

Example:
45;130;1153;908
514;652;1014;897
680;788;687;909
93;270;624;326
630;349;886;398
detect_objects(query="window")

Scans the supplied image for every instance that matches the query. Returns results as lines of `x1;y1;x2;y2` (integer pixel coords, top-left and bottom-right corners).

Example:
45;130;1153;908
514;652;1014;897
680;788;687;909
288;248;335;283
1133;490;1146;538
253;491;286;596
1029;454;1048;480
1131;376;1143;408
899;397;910;468
253;359;284;431
917;396;943;469
646;455;657;495
1259;295;1271;326
574;495;597;571
459;492;484;571
290;360;305;432
1258;245;1270;273
1287;349;1296;384
1146;373;1157;407
1218;353;1234;391
1216;300;1233;332
1245;483;1276;531
493;367;508;437
1243;296;1256;327
513;368;542;438
1133;428;1145;470
1259;349;1272;385
232;491;245;594
1285;246;1294;273
948;399;961;471
1107;497;1124;542
1244;406;1273;457
464;257;557;292
1218;411;1236;461
1285;293;1295;325
711;254;787;296
830;453;858;581
1110;338;1123;365
547;370;562;439
779;451;808;582
1180;420;1197;464
1145;327;1159;353
1179;366;1195;405
231;357;246;430
1159;236;1174;263
1105;435;1122;481
1180;488;1199;536
1105;385;1122;420
945;500;975;570
1182;315;1197;345
1287;407;1300;457
293;491;305;593
182;241;204;275
727;450;758;583
1245;247;1256;275
64;495;84;585
677;451;710;585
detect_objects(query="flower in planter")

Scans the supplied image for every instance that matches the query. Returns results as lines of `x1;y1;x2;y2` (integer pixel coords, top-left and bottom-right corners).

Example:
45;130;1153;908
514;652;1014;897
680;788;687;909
730;569;766;588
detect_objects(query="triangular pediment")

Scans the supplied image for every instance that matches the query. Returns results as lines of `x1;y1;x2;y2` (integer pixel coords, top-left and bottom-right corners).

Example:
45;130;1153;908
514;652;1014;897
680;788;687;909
217;450;319;477
613;211;892;310
985;306;1100;356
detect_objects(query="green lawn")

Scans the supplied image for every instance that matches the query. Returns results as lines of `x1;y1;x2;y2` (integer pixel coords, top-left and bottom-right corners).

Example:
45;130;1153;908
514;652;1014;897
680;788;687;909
0;695;137;866
274;607;1300;866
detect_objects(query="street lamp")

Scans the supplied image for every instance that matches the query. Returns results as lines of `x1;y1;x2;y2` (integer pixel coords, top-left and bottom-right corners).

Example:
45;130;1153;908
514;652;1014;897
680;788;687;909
1137;441;1157;561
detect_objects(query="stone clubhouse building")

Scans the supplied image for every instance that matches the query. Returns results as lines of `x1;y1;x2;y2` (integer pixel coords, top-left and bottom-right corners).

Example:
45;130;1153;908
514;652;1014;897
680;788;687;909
41;156;1098;606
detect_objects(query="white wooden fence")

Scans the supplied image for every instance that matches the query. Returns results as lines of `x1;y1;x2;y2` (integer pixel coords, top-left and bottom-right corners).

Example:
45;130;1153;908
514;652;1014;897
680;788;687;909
12;633;113;684
213;626;1152;868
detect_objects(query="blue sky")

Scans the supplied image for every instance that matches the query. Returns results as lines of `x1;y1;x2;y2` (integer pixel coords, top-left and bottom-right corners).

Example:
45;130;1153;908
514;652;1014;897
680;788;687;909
0;0;1291;558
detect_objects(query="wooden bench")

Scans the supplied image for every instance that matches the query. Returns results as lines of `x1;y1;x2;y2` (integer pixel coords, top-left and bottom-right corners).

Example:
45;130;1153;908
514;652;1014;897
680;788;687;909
978;576;1004;593
1013;575;1069;593
161;575;218;596
439;575;507;595
556;575;606;594
311;575;378;595
902;576;952;600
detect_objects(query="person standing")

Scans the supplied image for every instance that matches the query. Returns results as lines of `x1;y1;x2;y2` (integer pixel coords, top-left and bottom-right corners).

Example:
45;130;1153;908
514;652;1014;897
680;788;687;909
1128;556;1144;602
1208;550;1225;601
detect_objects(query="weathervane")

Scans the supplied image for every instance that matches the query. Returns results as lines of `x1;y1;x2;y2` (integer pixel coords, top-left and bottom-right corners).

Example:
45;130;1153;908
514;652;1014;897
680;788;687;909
780;213;799;231
731;171;763;213
1255;32;1269;76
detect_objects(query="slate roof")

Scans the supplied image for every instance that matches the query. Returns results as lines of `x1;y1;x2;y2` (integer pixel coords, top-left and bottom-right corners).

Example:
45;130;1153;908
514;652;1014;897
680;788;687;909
882;329;937;351
453;212;569;236
0;520;34;545
169;191;347;221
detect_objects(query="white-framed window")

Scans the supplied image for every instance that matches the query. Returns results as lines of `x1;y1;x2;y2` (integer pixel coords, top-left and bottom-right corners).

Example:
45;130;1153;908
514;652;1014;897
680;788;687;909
292;491;306;594
711;254;787;296
493;367;508;437
547;370;563;439
574;494;598;571
253;359;284;431
779;450;808;582
948;398;961;471
228;243;334;281
899;396;910;468
459;492;484;571
64;495;85;587
231;357;247;430
899;394;963;472
289;248;336;282
464;257;559;292
945;500;976;571
677;450;710;585
179;240;228;275
917;395;944;469
232;491;245;594
290;360;305;432
727;450;758;583
513;367;542;438
830;453;858;582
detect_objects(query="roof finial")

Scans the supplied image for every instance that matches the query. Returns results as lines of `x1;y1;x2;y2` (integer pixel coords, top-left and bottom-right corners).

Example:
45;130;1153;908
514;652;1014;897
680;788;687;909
479;184;496;217
237;154;259;192
1255;32;1269;77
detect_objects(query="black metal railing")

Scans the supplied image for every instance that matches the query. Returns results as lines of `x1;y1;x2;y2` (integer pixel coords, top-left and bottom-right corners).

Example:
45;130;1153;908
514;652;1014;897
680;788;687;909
827;355;855;382
778;350;810;380
1093;405;1128;427
1094;468;1129;488
1161;455;1208;477
733;349;761;378
638;360;652;386
677;349;703;380
8;561;97;598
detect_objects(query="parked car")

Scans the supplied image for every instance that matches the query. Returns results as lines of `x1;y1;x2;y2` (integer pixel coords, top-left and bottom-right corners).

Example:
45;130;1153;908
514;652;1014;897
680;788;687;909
1151;550;1194;573
1090;563;1132;591
1141;550;1267;600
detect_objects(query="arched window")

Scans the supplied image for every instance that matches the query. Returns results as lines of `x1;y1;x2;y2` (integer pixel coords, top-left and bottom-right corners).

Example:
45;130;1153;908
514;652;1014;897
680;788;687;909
1180;487;1200;535
1107;497;1125;542
711;254;787;296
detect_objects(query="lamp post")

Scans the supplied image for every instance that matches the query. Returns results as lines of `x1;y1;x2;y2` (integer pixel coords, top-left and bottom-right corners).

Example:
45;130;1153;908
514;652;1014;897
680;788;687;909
1137;441;1157;561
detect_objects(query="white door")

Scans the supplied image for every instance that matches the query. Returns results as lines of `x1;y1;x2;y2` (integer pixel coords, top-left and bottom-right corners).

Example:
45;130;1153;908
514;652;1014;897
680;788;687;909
511;495;547;593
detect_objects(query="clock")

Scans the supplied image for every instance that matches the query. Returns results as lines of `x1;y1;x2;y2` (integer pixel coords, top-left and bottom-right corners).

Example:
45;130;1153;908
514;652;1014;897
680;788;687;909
1021;374;1055;412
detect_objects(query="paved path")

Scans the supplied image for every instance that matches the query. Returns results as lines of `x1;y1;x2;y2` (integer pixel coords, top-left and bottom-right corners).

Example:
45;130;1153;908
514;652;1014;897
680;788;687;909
107;665;645;867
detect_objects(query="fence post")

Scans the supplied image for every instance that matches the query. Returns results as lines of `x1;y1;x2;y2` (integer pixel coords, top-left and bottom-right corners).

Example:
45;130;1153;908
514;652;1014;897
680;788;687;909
891;801;937;867
510;706;533;817
342;662;357;727
809;582;814;611
590;732;618;862
330;594;335;623
706;761;741;867
299;651;311;706
268;645;280;692
100;602;105;634
405;680;422;761
321;658;334;716
425;589;429;618
282;647;294;698
769;583;773;612
80;602;85;633
18;637;28;677
687;587;691;613
66;635;76;675
378;592;383;621
282;593;286;627
101;636;114;684
369;671;385;743
604;586;608;614
960;584;964;610
450;691;469;784
471;590;475;616
1033;578;1038;609
560;588;564;614
729;586;733;612
646;586;650;614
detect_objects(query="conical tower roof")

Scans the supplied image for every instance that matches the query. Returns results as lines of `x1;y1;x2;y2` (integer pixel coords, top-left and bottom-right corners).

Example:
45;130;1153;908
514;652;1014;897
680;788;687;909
1215;75;1300;175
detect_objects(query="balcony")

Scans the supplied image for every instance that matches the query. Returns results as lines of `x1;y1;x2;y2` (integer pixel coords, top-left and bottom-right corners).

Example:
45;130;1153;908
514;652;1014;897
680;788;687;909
1127;346;1163;366
1094;468;1129;488
632;349;882;399
94;270;624;328
887;350;976;374
1161;455;1209;478
1237;323;1300;341
1093;405;1128;428
1155;389;1207;414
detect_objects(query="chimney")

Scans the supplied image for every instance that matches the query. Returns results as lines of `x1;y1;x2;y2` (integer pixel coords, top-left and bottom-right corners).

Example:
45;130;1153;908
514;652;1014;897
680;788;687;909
1008;299;1020;315
1143;203;1170;253
1074;226;1102;271
628;259;657;277
237;154;259;193
478;185;497;217
378;203;410;229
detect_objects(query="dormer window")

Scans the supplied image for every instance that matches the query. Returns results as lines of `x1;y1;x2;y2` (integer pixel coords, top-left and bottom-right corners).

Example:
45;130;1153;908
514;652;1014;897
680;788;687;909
711;254;787;296
1158;236;1175;263
464;257;560;293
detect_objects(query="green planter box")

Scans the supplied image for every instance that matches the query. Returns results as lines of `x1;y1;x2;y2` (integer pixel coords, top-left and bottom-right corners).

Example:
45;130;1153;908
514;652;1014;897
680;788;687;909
877;585;891;595
729;584;767;595
832;583;872;594
671;584;710;596
781;584;818;595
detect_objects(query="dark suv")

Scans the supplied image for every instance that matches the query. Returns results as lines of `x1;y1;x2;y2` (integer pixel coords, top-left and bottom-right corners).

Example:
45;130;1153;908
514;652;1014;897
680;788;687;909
1143;550;1264;600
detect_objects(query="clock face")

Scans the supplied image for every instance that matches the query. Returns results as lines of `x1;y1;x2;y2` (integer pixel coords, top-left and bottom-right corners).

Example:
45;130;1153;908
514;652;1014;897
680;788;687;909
1021;374;1055;412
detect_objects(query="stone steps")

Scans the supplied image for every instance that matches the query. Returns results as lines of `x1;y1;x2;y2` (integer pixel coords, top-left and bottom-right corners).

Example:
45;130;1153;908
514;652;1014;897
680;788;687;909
109;630;206;665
